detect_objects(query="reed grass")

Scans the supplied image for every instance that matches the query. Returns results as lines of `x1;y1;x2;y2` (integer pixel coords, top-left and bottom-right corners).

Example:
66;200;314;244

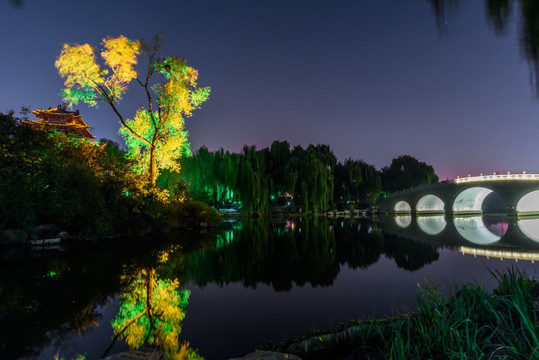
350;267;538;359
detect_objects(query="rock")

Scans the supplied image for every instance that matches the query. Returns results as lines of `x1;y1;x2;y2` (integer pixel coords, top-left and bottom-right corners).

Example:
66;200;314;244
103;348;166;360
31;224;60;239
228;350;302;360
58;231;69;239
1;229;28;244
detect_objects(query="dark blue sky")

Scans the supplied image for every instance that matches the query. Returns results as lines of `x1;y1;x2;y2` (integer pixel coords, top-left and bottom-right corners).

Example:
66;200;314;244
1;0;538;180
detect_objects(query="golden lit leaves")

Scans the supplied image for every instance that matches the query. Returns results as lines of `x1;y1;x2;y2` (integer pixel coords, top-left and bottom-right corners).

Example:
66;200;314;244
119;107;190;177
56;36;140;107
111;269;192;359
56;34;210;186
118;56;210;181
55;43;104;107
101;36;141;90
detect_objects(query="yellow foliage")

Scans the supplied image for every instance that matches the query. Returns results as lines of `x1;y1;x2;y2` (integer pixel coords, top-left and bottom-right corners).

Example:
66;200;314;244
112;269;191;358
56;35;140;107
56;34;209;186
101;35;140;85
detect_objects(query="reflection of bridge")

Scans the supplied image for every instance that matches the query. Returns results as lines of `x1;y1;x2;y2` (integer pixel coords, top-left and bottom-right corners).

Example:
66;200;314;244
377;173;539;216
378;215;539;262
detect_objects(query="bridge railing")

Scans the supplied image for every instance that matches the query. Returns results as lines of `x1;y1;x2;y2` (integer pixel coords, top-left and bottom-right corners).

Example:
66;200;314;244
454;173;539;184
383;173;539;198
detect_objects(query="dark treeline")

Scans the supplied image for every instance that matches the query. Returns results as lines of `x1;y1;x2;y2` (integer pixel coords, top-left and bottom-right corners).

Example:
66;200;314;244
379;154;440;193
180;142;438;214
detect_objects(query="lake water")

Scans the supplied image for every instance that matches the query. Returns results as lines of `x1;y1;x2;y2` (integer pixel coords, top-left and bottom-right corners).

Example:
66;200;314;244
3;215;539;360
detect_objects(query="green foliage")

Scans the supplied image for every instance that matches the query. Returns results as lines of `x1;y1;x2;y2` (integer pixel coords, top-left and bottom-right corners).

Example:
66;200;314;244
0;112;116;234
180;141;388;214
176;198;223;226
181;141;350;214
53;354;86;360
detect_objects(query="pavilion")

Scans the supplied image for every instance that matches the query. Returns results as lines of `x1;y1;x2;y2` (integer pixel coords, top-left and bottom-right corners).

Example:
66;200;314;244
24;104;95;139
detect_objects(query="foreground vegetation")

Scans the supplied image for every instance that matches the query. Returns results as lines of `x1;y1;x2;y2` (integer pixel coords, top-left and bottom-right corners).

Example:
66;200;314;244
276;267;539;359
0;112;220;239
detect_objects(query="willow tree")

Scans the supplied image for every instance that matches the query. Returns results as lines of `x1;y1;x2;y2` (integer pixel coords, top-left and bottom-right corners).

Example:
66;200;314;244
55;35;210;185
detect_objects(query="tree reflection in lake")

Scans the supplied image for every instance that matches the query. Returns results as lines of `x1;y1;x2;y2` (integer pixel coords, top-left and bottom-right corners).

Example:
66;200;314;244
106;264;202;360
0;231;214;360
182;218;444;290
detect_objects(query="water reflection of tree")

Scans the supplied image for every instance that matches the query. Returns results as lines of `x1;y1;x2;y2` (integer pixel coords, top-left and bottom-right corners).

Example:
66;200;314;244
184;218;389;291
383;233;440;271
0;230;213;360
181;218;445;290
107;268;198;359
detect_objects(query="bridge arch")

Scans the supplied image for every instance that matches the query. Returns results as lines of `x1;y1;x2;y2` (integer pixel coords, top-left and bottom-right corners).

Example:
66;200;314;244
452;187;494;214
394;215;412;228
394;201;411;213
453;217;501;245
516;190;539;215
416;194;445;213
517;218;539;243
417;216;446;235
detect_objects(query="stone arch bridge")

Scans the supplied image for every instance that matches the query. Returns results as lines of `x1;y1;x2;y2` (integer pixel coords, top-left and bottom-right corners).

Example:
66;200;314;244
377;173;539;216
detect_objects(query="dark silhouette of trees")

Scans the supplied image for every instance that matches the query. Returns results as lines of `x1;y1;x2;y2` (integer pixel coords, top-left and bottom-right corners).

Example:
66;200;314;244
380;155;439;193
334;159;382;207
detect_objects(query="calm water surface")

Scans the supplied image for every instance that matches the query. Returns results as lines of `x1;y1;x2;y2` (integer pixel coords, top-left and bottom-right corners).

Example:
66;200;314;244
3;215;539;360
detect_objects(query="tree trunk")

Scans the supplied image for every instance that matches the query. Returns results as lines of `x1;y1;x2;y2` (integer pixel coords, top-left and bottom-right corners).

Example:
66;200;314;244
145;269;155;346
150;143;157;186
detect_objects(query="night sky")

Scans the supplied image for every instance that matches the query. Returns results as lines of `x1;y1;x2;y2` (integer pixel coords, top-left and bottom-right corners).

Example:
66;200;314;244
2;0;539;180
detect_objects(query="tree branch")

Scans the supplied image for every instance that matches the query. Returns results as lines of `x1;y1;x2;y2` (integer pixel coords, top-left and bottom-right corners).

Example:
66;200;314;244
101;308;148;358
104;99;151;147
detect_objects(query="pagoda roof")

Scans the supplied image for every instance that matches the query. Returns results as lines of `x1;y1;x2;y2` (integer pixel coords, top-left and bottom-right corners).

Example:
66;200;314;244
26;104;96;139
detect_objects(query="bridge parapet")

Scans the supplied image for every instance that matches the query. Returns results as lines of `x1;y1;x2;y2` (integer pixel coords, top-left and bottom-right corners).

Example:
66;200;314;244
454;173;539;184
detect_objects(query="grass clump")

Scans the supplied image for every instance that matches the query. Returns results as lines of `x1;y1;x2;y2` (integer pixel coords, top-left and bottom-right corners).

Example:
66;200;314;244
368;267;538;360
282;268;538;360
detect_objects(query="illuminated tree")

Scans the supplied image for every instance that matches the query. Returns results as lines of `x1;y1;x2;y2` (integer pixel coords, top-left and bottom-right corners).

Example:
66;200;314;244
55;35;210;185
109;268;198;360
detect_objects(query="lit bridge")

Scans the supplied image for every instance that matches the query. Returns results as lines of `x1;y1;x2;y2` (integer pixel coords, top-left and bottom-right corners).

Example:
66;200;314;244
377;172;539;217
